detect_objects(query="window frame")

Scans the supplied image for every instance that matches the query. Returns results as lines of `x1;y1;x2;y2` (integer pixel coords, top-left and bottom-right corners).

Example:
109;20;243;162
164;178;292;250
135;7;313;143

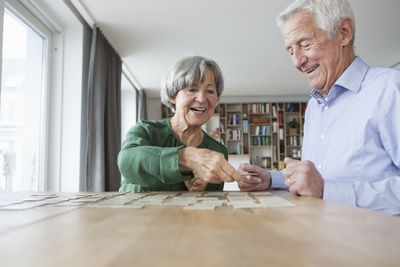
1;0;52;191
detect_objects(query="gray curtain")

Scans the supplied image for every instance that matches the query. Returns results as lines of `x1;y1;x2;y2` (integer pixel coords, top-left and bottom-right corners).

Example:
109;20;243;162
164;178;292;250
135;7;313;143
138;90;147;121
79;21;91;192
80;26;122;192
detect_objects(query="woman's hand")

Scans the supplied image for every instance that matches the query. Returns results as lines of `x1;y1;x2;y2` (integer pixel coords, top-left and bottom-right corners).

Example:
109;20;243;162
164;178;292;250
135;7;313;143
184;175;208;191
178;147;243;184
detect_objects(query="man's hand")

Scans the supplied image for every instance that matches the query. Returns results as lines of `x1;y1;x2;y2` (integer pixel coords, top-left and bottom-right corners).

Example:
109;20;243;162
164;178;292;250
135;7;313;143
282;158;324;198
237;163;271;191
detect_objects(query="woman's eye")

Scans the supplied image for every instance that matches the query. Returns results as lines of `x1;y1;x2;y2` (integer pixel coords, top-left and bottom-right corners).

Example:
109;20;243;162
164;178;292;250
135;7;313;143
208;90;216;94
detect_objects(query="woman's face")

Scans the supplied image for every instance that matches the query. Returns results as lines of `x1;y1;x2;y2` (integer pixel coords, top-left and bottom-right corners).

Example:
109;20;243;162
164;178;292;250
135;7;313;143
170;67;218;128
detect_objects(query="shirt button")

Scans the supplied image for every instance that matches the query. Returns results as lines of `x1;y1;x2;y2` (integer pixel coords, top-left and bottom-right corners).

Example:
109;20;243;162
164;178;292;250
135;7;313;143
320;134;325;139
318;164;322;169
324;106;329;111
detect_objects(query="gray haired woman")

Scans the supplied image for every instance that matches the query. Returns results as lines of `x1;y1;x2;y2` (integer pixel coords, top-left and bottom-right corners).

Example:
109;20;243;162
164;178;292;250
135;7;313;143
118;56;243;192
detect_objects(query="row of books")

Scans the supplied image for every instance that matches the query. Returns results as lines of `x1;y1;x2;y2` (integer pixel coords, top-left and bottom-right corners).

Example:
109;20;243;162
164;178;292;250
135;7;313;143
288;148;301;158
227;129;241;140
272;105;278;117
227;113;241;125
250;136;271;146
242;120;248;133
287;136;301;146
285;103;300;112
249;103;270;114
278;112;284;124
228;143;242;154
251;125;271;135
219;123;225;133
272;122;279;132
279;128;284;140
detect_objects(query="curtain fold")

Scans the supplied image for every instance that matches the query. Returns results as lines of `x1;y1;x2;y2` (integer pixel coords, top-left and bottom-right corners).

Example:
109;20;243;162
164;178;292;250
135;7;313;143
81;26;122;192
138;90;147;121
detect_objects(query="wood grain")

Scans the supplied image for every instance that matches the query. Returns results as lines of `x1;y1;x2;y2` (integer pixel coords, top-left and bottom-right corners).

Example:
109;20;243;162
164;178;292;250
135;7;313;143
0;191;399;267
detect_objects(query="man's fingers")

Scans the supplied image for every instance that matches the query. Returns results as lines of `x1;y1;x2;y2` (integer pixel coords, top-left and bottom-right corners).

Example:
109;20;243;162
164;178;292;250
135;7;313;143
284;157;297;165
239;182;268;192
239;163;260;173
284;158;303;170
242;175;262;184
288;183;300;196
282;167;295;179
284;176;296;187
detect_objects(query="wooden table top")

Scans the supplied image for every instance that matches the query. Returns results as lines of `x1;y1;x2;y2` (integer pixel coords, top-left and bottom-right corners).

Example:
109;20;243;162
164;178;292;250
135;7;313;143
0;190;399;267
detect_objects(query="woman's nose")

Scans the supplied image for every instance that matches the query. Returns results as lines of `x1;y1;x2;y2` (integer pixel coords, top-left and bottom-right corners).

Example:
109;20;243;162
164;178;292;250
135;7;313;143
196;90;206;103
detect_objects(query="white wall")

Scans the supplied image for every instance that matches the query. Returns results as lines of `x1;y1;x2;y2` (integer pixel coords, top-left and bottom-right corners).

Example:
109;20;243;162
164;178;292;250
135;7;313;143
59;24;83;191
147;97;163;120
0;1;3;86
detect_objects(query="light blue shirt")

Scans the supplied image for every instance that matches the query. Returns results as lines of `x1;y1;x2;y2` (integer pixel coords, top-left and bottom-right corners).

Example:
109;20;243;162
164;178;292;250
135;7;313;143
271;57;400;215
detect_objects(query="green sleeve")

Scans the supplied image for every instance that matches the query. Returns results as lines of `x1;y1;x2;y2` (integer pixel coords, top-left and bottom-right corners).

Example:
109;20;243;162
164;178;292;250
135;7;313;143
118;124;192;188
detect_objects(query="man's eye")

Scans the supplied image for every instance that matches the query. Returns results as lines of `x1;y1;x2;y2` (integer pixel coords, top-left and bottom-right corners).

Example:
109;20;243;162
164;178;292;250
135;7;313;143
208;89;216;94
301;43;311;49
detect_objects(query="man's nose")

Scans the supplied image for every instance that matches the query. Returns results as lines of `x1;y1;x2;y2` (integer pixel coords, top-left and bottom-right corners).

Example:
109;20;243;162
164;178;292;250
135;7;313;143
292;50;306;70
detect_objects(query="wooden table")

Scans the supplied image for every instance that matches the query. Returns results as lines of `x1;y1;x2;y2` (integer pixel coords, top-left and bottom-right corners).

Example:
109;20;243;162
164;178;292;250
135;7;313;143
0;190;399;267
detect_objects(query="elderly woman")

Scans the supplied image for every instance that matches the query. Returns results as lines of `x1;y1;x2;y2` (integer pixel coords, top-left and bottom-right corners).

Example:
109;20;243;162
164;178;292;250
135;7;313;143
118;56;243;192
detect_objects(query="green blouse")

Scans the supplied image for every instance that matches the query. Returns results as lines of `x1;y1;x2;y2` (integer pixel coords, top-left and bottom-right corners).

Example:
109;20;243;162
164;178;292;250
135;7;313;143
118;119;227;192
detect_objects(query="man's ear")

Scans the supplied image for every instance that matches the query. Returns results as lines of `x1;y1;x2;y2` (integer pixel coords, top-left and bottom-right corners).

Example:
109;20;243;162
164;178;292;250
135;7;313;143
339;17;354;46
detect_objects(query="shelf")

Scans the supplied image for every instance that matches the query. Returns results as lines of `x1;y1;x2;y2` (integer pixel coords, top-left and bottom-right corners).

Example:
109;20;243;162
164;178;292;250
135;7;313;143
249;123;270;126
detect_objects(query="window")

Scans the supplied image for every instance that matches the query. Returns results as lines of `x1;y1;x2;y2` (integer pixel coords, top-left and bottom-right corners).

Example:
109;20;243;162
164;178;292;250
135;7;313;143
0;2;51;192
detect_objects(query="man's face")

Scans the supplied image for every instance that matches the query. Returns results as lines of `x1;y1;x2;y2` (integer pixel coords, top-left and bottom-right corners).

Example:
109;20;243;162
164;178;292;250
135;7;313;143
282;11;344;96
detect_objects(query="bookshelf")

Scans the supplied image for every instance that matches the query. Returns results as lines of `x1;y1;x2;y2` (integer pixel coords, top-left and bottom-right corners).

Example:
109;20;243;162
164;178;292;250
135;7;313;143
161;101;307;170
216;101;307;170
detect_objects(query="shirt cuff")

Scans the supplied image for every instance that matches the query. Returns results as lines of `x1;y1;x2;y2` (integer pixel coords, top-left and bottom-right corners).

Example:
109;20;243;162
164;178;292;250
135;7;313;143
270;170;288;189
159;145;192;183
323;180;356;206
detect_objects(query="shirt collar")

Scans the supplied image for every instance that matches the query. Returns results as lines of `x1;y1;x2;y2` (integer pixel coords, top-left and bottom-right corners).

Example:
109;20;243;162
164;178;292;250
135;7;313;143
310;57;369;104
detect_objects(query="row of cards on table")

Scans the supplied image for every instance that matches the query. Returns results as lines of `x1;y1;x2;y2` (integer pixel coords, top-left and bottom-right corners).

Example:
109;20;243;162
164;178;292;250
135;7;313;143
0;191;294;210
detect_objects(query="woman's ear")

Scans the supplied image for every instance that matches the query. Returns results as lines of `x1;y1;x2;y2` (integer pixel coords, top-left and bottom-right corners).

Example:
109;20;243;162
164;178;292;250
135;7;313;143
169;98;176;104
339;17;354;46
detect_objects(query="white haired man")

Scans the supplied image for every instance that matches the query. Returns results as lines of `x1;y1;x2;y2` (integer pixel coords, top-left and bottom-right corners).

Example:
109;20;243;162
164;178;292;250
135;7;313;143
239;0;400;215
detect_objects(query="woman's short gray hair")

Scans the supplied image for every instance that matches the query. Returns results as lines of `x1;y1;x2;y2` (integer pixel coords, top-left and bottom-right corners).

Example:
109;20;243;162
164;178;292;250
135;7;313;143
276;0;355;46
160;56;224;112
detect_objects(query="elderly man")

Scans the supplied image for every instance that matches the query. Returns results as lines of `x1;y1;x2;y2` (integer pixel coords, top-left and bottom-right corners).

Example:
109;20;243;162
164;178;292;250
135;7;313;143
239;0;400;215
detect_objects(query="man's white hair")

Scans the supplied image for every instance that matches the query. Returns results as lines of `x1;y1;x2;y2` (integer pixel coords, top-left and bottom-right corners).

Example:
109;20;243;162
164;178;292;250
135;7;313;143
276;0;355;46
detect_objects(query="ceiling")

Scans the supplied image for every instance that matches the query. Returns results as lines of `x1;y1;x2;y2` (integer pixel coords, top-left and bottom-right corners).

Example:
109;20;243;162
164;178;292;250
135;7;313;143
78;0;400;97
